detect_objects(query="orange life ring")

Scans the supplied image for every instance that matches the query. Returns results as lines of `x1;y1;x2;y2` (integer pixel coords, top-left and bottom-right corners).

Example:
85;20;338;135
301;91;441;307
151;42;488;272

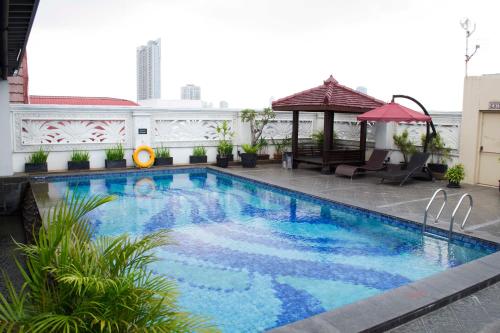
133;145;155;168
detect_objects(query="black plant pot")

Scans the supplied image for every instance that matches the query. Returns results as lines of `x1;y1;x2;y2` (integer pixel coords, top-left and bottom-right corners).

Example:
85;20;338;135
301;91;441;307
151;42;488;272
190;155;207;164
447;181;461;188
154;157;173;166
216;156;229;168
217;154;233;162
25;162;47;173
68;161;90;171
241;153;257;168
257;154;270;161
105;159;126;169
399;162;408;170
428;163;448;174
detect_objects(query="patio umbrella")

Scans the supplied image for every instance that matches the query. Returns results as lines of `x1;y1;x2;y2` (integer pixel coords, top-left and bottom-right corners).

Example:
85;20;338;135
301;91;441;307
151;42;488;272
356;102;431;122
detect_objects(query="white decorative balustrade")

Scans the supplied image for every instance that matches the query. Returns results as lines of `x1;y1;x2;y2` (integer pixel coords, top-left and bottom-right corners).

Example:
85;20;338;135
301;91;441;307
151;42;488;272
10;104;462;172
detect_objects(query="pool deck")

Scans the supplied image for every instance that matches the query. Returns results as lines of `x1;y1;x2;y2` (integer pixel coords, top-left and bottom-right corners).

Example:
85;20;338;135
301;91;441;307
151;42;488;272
27;164;500;333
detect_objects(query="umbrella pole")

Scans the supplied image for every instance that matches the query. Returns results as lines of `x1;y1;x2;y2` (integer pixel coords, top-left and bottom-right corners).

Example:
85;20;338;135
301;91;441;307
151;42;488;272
391;94;436;152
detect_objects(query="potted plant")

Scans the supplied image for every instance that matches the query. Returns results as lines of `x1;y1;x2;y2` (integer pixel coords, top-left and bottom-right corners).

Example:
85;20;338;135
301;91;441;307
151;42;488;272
445;163;465;188
190;146;207;164
256;138;270;160
421;132;451;176
271;136;291;160
25;148;49;173
393;129;417;169
105;144;126;169
216;140;232;168
216;120;234;161
311;130;337;148
154;146;173;166
240;144;259;168
68;150;90;171
240;107;275;148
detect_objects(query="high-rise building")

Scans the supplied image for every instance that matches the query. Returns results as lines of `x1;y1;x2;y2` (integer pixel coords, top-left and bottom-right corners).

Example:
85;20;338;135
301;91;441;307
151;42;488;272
136;39;161;100
181;84;201;100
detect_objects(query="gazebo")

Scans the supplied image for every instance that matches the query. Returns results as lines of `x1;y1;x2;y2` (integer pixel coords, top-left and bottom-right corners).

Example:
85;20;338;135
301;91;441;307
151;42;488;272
272;76;385;173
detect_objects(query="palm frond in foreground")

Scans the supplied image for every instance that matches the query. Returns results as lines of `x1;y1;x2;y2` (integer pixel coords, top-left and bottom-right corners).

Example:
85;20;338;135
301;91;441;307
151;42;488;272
0;192;217;333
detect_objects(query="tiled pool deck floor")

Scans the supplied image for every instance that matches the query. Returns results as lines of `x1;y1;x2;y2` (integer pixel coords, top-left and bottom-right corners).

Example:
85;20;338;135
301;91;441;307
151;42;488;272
28;164;500;332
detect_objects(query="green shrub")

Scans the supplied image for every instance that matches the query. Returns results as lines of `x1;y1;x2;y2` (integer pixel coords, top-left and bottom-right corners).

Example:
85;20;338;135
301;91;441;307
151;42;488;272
393;129;417;164
70;150;90;162
192;146;207;157
217;140;233;156
0;193;215;332
257;138;268;154
445;164;465;184
105;144;124;161
155;146;171;158
420;132;451;164
311;130;337;148
271;136;291;155
27;148;49;164
241;144;259;154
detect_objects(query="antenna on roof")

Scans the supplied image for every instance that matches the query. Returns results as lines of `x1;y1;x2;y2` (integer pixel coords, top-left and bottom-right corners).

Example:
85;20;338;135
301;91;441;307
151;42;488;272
460;18;480;77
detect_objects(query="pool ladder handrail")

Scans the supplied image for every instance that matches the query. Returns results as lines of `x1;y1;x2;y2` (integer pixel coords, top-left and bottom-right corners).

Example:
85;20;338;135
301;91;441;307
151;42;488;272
448;193;473;239
422;188;447;234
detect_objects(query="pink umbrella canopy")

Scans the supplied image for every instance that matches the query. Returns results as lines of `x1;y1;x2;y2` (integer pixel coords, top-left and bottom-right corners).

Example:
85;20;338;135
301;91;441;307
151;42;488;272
357;102;432;122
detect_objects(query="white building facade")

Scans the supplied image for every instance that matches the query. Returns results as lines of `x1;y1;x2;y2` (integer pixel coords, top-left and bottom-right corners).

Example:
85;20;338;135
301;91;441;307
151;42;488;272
181;84;201;100
136;39;161;101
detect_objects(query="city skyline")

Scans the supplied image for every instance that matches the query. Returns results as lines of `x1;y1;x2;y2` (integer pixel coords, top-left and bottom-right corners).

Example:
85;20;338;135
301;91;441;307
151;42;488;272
181;84;201;100
136;39;161;100
25;0;500;111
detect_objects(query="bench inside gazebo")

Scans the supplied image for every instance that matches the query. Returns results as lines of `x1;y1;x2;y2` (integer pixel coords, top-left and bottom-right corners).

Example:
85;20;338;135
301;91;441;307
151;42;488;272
272;76;385;173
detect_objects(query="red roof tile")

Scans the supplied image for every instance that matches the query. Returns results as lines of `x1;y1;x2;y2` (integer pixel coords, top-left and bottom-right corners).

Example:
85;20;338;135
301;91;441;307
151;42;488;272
272;75;385;113
29;96;139;106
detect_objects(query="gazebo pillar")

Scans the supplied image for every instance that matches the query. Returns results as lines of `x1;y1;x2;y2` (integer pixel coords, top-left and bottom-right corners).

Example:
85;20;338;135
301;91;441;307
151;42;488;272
322;111;334;173
292;110;299;168
359;120;367;163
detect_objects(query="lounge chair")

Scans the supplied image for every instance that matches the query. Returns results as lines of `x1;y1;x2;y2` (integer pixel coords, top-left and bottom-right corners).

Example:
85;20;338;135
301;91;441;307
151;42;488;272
375;152;432;186
335;149;389;179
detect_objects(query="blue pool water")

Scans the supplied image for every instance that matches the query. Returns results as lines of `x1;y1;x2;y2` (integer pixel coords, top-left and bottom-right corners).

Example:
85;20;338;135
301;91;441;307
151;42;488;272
44;169;496;332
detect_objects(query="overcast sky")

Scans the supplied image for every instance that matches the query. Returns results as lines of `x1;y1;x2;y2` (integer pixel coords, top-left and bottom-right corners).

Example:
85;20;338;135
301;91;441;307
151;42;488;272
26;0;499;111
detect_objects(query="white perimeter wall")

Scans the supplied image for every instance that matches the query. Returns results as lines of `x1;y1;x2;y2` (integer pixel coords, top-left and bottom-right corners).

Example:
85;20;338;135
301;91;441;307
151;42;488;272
10;104;461;173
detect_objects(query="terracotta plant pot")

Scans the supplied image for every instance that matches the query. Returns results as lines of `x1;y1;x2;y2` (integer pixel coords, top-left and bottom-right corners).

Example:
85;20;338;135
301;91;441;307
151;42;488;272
68;161;90;171
25;163;47;173
189;156;207;164
257;154;270;161
105;159;126;169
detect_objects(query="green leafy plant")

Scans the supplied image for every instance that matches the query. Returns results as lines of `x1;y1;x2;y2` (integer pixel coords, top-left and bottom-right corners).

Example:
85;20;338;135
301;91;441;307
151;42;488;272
105;144;125;161
420;132;451;164
311;130;337;148
393;129;417;164
155;146;171;158
217;141;233;157
271;136;291;155
0;193;215;332
215;120;234;142
192;146;207;157
241;144;259;154
445;163;465;184
27;148;49;164
257;138;268;154
70;150;90;162
240;108;276;146
215;121;234;157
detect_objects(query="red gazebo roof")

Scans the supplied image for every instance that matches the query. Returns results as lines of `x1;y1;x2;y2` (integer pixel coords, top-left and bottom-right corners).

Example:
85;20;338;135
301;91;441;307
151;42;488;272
272;75;385;113
29;96;139;106
357;102;431;122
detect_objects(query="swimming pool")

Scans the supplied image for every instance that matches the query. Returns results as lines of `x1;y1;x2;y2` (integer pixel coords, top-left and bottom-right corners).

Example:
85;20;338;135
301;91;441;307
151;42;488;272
41;168;496;332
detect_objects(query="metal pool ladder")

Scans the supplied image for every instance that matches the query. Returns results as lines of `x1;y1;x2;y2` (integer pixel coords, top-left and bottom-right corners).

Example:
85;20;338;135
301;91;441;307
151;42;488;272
422;189;473;240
